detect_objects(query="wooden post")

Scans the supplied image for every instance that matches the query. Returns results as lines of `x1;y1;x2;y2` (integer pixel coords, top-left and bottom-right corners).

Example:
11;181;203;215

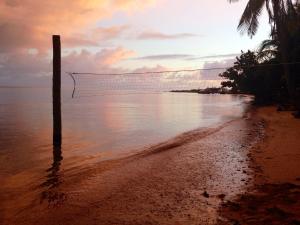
52;35;62;147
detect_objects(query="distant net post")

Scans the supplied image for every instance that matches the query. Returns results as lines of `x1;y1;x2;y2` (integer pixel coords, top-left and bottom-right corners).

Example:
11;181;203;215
52;35;62;147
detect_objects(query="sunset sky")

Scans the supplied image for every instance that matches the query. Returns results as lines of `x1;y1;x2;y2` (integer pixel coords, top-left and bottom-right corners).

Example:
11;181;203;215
0;0;271;86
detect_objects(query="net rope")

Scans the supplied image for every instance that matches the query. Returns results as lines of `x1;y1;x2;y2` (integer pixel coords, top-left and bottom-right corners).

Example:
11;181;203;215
66;61;300;98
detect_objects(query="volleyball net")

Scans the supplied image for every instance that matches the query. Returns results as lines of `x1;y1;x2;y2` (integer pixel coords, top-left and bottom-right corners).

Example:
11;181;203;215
66;68;225;98
66;61;300;98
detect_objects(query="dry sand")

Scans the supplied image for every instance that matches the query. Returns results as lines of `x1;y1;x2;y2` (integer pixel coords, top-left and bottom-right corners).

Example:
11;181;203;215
217;106;300;225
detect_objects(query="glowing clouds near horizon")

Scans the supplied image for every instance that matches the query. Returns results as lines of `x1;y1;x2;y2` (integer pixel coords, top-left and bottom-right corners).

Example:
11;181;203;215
70;71;223;97
0;0;157;85
0;0;249;88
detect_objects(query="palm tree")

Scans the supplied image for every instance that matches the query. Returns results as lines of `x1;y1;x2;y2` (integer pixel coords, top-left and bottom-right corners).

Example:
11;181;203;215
257;39;279;61
228;0;293;36
229;0;298;104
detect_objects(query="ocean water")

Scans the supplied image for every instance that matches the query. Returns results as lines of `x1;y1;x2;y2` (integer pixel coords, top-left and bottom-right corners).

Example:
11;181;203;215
0;87;253;223
0;87;251;176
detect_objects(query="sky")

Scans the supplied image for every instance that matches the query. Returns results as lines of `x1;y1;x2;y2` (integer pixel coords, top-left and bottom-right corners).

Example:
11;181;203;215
0;0;271;87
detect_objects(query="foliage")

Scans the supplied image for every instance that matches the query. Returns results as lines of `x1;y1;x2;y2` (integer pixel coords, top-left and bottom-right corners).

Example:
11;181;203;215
226;0;300;107
219;50;282;104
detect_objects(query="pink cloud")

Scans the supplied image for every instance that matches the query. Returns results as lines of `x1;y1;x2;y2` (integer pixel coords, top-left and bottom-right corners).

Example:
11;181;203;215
0;47;135;86
63;47;135;73
96;47;135;65
134;54;192;60
91;25;129;41
0;0;156;53
132;65;168;73
63;36;100;48
0;0;157;85
137;31;198;40
200;59;235;80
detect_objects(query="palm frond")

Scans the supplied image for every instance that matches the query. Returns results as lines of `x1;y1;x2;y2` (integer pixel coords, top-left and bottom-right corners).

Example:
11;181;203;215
258;39;279;52
237;0;266;37
257;49;278;61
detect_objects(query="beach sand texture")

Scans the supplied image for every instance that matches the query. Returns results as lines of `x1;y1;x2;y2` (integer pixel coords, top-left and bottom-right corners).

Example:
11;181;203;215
1;113;263;225
2;106;299;225
217;106;300;225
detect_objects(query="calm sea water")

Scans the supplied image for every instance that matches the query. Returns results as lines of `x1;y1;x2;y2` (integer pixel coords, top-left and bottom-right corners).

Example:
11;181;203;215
0;87;253;224
0;87;251;178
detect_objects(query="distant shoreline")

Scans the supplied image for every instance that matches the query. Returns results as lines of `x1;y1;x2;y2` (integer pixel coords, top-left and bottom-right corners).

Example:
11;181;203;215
170;87;233;94
0;86;49;89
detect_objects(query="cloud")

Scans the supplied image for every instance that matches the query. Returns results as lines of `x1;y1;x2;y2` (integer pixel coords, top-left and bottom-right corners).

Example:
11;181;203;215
0;0;156;85
132;52;240;61
0;47;135;86
131;65;168;73
0;23;48;53
97;47;136;65
64;36;100;48
63;47;135;72
187;53;240;61
200;59;236;80
0;51;51;86
91;25;129;41
137;31;198;40
61;25;130;48
0;0;156;53
134;54;192;60
116;65;222;91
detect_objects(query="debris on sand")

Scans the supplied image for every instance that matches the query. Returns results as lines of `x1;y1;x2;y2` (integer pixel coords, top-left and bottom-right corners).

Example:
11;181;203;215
217;183;300;225
203;191;209;198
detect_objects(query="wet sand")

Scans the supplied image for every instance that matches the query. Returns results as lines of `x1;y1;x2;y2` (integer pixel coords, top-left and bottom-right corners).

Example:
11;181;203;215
217;106;300;225
1;112;264;225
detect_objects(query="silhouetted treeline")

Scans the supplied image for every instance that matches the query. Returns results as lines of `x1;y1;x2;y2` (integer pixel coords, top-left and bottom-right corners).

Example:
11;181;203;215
171;87;230;94
219;50;283;104
223;1;300;114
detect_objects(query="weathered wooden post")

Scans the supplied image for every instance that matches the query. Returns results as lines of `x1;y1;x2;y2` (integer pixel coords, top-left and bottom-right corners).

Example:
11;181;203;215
52;35;62;146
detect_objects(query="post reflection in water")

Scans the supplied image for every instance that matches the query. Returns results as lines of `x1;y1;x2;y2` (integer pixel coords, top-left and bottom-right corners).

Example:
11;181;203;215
40;145;67;207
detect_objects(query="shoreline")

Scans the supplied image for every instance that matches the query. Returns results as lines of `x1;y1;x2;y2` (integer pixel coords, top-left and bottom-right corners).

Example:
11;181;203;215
217;106;300;224
3;107;264;225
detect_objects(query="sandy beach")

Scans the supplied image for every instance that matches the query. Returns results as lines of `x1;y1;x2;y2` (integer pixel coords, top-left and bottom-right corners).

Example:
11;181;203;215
1;106;300;225
1;105;261;225
217;106;300;224
1;0;299;224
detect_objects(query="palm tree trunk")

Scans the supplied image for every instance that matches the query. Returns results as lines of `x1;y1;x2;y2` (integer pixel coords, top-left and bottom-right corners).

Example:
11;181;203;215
272;0;296;106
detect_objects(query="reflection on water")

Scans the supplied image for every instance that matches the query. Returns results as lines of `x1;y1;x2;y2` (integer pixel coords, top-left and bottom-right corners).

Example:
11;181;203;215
0;88;252;173
0;87;252;222
43;146;63;189
40;145;66;207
